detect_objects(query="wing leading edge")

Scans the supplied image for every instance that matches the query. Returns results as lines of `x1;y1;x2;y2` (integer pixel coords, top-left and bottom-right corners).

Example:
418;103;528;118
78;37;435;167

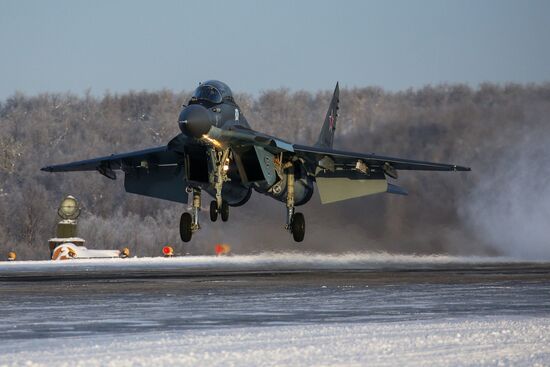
293;144;470;172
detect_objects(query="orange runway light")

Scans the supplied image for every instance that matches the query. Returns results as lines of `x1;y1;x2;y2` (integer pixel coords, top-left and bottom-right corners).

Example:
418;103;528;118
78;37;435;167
7;252;16;261
162;245;174;257
215;244;231;256
120;247;130;258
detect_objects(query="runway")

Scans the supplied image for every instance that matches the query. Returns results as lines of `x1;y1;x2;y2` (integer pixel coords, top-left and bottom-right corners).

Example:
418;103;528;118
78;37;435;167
1;252;548;280
1;253;549;366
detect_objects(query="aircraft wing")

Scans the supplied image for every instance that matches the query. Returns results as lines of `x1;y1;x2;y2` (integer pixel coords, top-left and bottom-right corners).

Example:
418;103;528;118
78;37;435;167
293;144;470;172
204;126;470;202
41;146;172;175
41;145;189;203
292;144;470;204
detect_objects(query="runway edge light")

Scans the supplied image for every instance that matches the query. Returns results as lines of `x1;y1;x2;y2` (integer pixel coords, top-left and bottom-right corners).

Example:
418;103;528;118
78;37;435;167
120;247;130;258
163;246;174;257
215;244;231;256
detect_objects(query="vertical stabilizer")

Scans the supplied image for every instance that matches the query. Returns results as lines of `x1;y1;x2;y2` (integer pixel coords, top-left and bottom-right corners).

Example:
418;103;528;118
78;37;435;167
315;82;339;148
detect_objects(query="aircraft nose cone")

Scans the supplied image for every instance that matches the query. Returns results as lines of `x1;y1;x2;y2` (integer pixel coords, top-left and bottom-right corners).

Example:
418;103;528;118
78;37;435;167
178;105;213;138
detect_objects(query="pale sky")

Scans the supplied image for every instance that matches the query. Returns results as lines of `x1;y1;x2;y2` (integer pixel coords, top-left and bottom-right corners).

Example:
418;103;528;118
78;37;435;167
1;0;549;100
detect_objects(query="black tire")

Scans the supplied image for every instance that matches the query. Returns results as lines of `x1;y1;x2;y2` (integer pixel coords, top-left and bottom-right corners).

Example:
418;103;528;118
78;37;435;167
291;212;305;242
210;200;218;222
221;200;229;222
180;212;193;242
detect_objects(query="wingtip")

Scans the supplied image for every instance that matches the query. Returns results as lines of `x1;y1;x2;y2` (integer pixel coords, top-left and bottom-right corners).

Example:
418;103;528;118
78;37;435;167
454;165;471;172
41;166;52;172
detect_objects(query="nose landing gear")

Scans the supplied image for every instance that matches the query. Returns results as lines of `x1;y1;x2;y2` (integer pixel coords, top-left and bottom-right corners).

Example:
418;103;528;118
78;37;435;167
209;200;218;222
210;199;229;222
208;148;231;223
220;200;229;222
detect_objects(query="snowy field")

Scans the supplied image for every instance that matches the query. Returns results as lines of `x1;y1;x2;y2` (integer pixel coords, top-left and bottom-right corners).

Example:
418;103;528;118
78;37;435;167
1;253;549;366
1;317;549;366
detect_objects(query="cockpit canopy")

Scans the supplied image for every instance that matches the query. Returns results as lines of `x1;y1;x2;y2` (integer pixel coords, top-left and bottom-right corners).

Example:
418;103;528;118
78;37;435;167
191;80;234;104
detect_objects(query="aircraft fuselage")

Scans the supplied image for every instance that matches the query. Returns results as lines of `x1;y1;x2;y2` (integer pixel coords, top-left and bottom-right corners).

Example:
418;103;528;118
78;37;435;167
176;81;313;208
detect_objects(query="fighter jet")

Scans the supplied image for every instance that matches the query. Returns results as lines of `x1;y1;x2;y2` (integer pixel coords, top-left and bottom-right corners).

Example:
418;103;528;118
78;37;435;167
42;81;470;242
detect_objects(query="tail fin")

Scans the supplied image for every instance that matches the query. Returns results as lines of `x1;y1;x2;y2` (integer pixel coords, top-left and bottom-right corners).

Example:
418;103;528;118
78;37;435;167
315;82;340;148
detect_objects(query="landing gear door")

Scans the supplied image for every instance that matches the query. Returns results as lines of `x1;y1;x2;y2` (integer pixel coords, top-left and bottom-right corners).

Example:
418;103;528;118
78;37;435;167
233;145;277;186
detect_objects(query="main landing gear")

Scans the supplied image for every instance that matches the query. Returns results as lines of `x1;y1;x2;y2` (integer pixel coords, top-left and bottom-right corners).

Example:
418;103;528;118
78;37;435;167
284;164;305;242
180;187;201;242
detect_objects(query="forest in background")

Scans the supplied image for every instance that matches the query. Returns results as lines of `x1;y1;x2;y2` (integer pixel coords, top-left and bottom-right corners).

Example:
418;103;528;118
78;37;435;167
1;83;550;259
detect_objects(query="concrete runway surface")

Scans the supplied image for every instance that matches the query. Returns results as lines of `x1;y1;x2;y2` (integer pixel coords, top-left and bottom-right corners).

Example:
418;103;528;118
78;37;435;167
1;253;549;366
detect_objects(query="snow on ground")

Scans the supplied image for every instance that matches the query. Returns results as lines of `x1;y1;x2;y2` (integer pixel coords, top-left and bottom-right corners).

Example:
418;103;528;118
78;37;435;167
1;317;549;367
0;252;527;275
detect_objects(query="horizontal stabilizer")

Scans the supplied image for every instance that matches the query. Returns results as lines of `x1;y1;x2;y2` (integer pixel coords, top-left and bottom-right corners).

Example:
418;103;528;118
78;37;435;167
316;176;388;204
387;183;408;196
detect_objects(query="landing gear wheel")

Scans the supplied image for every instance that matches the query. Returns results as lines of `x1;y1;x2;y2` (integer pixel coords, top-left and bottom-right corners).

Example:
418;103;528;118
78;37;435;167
210;201;218;222
221;200;229;222
180;212;193;242
291;212;305;242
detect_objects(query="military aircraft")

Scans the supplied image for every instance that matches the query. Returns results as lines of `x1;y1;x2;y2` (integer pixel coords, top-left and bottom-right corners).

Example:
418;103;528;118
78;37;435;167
42;81;470;242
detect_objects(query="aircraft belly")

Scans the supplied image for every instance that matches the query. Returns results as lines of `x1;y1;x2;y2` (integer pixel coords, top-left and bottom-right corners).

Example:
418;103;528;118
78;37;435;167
203;183;252;207
316;177;388;204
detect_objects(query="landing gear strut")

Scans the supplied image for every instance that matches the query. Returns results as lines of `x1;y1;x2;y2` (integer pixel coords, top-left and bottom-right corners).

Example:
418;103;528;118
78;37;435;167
209;148;231;223
180;187;201;242
284;164;305;242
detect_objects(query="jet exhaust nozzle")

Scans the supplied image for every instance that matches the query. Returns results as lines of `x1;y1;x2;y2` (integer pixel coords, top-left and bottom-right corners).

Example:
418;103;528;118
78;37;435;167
178;104;213;139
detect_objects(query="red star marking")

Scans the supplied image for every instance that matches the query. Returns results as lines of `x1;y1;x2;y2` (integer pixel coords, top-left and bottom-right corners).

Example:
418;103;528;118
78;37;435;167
329;113;335;130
